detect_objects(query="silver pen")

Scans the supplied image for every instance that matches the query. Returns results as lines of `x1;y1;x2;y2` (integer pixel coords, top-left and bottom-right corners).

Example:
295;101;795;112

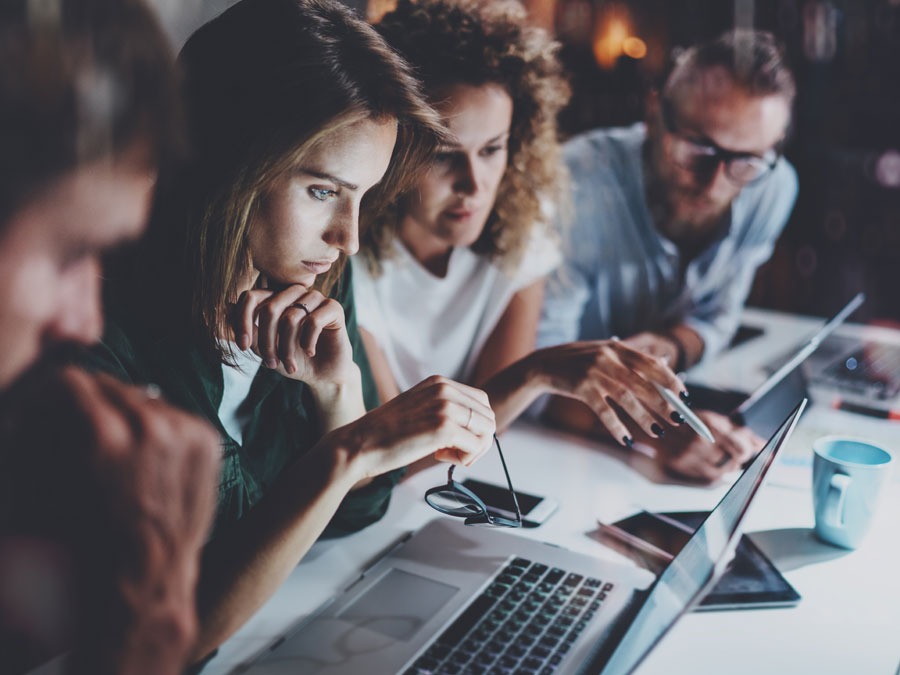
653;381;715;443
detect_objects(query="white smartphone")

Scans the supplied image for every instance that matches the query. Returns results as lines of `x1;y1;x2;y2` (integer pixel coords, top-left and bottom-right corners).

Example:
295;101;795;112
460;478;558;528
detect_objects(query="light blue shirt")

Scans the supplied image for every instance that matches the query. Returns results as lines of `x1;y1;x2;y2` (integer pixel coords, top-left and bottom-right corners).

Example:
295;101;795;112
538;123;798;363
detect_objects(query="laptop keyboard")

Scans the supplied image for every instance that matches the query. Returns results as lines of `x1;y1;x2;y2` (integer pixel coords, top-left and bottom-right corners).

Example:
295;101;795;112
403;557;615;675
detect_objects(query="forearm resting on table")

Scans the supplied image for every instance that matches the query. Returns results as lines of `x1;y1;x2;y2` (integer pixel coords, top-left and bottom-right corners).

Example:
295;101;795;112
190;441;357;662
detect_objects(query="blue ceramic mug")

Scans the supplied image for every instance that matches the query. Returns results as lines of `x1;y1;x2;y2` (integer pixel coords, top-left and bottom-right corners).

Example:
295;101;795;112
812;436;894;549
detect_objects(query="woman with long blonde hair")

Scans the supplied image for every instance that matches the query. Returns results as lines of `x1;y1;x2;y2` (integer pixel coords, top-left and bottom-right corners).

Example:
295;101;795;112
84;0;495;660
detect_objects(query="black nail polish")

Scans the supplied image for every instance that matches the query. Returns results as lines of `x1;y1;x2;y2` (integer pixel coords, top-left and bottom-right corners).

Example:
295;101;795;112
622;435;634;449
671;411;685;424
680;390;692;404
651;423;666;438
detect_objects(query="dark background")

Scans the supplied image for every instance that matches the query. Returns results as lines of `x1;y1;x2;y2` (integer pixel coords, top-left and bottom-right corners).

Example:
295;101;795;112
162;0;900;324
548;0;900;325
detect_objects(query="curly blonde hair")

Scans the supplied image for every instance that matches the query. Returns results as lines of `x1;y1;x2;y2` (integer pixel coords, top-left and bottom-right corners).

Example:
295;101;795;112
363;0;570;273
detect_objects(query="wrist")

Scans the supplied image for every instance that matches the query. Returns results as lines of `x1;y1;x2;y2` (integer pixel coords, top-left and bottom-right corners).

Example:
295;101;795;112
307;363;362;405
661;333;686;372
314;424;370;487
520;349;556;394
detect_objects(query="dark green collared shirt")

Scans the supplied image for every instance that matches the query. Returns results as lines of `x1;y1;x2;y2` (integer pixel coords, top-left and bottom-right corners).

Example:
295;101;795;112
81;266;400;539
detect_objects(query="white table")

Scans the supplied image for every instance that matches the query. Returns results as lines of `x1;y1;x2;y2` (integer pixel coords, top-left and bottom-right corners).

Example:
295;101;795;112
205;311;900;675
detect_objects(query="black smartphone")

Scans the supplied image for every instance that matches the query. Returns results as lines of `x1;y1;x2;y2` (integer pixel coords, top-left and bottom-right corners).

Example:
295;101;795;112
598;511;801;610
460;479;558;528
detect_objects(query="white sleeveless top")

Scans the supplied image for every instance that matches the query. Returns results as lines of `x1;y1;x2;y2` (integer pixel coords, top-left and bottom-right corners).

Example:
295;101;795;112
352;231;560;392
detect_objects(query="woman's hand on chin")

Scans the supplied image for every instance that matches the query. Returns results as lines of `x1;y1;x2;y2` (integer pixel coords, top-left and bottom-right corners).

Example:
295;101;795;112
230;284;359;388
324;375;497;482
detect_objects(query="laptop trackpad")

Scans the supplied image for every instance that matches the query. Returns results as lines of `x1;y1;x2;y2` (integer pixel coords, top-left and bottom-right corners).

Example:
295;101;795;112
337;568;458;641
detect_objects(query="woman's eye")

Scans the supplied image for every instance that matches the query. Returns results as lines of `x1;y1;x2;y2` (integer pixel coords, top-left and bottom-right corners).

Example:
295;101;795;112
480;144;505;157
308;187;338;201
434;152;455;164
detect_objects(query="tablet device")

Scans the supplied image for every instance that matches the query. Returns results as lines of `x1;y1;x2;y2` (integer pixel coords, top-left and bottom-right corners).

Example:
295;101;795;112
599;510;801;610
686;293;865;438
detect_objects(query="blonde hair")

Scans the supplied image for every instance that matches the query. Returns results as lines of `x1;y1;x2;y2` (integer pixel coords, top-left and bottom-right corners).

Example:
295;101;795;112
363;0;570;274
129;0;444;362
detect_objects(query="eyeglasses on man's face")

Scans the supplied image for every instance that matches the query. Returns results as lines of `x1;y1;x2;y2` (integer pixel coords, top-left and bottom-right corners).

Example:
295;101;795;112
659;96;780;186
425;434;522;528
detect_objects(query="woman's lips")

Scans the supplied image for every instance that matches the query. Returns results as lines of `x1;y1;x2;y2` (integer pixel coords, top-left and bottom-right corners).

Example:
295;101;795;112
443;207;476;221
301;259;336;274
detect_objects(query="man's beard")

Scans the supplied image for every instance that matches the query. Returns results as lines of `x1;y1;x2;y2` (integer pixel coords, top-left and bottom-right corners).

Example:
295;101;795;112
642;140;731;243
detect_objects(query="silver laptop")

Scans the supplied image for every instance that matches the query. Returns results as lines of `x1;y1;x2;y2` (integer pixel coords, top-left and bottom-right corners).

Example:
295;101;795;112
688;293;864;438
238;401;806;675
756;293;900;414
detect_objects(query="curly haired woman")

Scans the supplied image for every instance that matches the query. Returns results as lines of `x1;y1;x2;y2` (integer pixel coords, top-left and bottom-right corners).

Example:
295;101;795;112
354;0;686;442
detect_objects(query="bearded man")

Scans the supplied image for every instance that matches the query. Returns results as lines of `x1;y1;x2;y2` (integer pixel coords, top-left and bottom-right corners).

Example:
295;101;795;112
539;30;796;480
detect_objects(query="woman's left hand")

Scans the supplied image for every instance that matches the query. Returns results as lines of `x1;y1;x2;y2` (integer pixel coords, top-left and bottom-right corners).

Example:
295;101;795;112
230;284;357;387
653;410;763;482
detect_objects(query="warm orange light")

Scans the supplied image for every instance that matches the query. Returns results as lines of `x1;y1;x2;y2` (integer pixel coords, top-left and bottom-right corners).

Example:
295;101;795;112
367;0;397;23
593;15;629;69
592;6;644;69
622;36;647;59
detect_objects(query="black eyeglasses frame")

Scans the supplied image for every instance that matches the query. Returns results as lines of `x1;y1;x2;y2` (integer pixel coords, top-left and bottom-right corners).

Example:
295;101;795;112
659;95;780;185
424;433;522;528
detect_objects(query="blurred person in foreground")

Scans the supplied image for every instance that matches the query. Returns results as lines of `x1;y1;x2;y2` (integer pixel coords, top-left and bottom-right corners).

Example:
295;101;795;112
0;1;220;673
539;30;797;481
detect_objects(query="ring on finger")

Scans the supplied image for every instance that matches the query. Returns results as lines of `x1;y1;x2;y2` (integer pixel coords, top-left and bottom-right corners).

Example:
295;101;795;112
713;449;731;468
464;408;473;430
143;383;162;400
294;302;311;317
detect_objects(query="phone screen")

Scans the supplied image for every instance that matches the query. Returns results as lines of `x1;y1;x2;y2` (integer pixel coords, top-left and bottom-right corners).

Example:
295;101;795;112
614;512;692;556
461;479;544;516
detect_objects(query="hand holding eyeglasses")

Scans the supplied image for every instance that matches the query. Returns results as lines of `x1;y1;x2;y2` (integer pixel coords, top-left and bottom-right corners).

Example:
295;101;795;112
325;375;496;482
425;433;522;528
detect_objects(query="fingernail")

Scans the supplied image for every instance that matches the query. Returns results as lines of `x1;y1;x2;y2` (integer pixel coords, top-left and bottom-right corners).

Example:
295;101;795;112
651;423;666;438
266;358;278;369
286;363;296;374
680;390;692;404
622;435;634;449
670;412;685;424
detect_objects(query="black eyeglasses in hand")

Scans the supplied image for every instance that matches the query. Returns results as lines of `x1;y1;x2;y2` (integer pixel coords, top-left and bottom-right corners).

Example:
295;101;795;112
425;434;522;528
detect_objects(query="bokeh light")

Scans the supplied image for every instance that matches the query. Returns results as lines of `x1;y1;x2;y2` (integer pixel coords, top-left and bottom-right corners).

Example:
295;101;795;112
622;36;647;59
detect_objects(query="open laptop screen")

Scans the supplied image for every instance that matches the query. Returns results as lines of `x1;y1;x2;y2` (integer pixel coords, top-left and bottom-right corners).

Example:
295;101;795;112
598;401;805;675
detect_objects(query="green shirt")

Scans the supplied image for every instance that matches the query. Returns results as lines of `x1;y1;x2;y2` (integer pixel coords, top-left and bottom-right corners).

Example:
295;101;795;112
80;265;400;539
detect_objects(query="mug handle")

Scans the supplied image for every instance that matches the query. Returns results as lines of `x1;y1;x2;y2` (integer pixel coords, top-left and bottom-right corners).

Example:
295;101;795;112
823;472;851;527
